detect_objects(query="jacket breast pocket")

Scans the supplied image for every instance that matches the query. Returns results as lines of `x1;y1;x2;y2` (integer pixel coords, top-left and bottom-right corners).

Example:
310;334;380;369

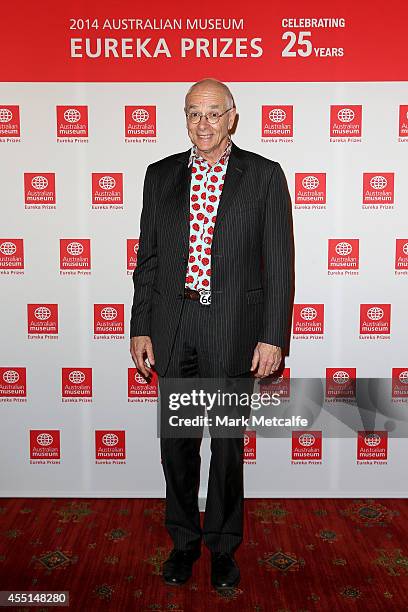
246;288;264;305
235;201;260;216
152;288;162;304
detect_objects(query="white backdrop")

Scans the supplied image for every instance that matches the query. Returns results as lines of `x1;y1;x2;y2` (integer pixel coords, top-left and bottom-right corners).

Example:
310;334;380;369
1;81;407;497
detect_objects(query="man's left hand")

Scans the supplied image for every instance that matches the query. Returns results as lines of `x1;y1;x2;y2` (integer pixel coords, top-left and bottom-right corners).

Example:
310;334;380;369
250;342;282;378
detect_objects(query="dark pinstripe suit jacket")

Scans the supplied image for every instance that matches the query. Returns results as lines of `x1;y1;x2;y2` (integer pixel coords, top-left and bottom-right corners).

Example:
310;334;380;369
130;140;294;377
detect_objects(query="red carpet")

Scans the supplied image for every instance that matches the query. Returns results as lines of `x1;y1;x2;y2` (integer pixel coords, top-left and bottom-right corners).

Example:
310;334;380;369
1;498;408;611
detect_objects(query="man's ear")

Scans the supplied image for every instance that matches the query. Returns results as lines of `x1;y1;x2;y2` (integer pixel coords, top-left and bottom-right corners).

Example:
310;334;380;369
228;109;237;130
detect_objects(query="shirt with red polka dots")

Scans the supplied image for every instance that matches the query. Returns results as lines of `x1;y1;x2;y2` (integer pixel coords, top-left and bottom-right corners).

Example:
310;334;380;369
185;136;232;292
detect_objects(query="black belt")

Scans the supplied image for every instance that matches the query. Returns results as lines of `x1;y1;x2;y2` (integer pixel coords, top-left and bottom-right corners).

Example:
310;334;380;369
184;287;211;305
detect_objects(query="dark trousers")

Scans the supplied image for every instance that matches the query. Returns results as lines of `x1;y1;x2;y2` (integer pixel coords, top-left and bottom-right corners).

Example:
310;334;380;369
158;297;254;554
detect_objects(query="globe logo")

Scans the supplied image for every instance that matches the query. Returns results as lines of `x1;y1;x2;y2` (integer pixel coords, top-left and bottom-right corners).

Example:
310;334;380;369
132;108;149;123
398;371;408;384
367;307;384;321
37;433;53;446
337;108;355;123
268;108;286;123
403;242;408;255
299;433;315;446
332;370;350;385
135;372;148;384
133;243;139;254
98;176;116;190
302;175;319;190
102;433;119;446
67;242;84;256
0;241;16;255
370;175;387;190
0;108;13;122
364;433;381;447
63;108;81;123
31;175;48;190
101;307;117;321
244;433;250;446
268;374;284;385
3;370;19;384
34;306;52;320
69;370;85;384
335;242;352;256
300;307;317;321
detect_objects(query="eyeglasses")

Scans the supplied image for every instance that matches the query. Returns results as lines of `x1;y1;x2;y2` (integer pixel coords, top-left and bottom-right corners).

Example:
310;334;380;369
185;107;234;124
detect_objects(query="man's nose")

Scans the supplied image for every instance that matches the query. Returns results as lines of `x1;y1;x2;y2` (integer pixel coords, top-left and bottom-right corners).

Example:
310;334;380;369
197;114;210;125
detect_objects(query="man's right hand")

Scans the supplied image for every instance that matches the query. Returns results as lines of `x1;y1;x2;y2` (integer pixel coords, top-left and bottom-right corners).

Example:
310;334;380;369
130;336;155;379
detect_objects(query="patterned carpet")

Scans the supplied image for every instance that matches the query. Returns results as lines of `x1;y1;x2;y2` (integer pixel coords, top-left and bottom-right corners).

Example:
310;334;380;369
0;498;408;611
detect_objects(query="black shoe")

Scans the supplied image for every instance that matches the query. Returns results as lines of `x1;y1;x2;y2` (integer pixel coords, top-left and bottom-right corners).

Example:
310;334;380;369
162;547;201;586
211;552;240;590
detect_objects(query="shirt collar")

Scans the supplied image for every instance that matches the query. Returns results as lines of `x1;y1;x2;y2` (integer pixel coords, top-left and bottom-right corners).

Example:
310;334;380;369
188;136;232;168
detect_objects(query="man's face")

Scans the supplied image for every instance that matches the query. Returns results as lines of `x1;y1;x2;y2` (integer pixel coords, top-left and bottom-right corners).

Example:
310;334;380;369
185;84;236;157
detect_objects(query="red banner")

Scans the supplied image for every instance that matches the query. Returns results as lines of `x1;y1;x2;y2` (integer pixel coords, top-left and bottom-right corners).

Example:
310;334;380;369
1;0;406;82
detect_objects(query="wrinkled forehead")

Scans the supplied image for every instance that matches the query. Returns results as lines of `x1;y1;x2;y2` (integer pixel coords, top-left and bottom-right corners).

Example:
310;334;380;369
185;86;229;110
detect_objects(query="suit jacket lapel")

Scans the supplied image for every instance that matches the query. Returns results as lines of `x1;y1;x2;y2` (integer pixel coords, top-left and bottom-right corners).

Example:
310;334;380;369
173;149;192;255
172;140;247;254
212;141;246;240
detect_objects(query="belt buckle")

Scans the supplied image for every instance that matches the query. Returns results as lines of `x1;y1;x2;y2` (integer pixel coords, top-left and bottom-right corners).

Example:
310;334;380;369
199;289;211;305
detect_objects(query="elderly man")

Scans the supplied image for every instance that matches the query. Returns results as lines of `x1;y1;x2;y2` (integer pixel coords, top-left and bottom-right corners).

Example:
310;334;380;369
130;78;293;590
